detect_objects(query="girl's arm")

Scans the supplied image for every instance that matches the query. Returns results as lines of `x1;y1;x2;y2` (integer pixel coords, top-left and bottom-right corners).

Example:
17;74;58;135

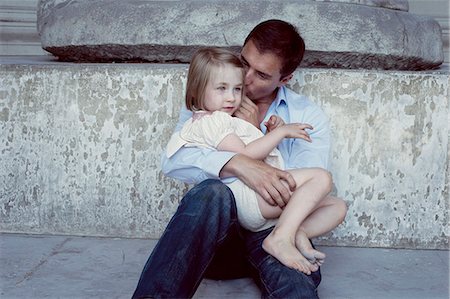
264;115;285;132
162;106;236;184
217;123;313;160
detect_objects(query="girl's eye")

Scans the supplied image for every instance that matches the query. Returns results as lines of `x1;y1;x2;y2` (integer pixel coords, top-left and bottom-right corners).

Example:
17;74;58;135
235;87;242;92
217;86;226;91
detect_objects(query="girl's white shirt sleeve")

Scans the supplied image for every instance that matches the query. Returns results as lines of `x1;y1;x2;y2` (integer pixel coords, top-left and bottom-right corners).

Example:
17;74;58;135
166;111;234;157
161;108;237;184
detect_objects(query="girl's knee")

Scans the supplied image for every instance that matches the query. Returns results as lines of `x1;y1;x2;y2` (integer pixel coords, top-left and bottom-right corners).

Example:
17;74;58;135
313;168;333;194
336;198;348;222
329;197;347;223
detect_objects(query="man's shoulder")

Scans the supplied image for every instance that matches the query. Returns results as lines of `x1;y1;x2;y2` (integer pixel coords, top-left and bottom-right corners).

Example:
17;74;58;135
283;87;330;136
284;87;323;112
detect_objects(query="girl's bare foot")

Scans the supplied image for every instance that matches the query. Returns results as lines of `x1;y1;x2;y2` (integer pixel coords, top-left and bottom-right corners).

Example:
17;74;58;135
262;230;318;275
295;229;326;265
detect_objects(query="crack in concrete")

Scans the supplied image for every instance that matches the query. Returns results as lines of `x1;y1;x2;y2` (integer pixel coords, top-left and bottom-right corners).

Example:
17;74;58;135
15;237;72;286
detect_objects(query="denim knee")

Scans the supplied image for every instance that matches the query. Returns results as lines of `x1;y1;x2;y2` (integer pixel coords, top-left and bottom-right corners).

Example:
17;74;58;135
181;179;236;220
258;256;319;299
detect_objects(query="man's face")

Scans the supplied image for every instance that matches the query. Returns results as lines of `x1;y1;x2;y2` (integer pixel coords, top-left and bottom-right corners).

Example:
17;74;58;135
240;39;285;104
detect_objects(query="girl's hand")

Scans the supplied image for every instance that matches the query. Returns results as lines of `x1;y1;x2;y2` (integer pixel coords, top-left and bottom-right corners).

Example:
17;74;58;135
234;96;260;128
264;115;285;132
281;123;313;142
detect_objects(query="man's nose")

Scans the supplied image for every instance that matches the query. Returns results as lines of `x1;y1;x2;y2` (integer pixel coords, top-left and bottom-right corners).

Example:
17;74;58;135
244;69;254;85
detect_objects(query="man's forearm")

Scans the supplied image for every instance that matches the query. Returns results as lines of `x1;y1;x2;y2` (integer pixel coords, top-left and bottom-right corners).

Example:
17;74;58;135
220;154;295;207
162;146;236;184
219;154;243;179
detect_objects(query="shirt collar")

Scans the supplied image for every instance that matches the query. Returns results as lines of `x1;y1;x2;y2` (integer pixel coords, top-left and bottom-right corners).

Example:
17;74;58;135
261;86;289;132
269;86;289;115
274;86;288;107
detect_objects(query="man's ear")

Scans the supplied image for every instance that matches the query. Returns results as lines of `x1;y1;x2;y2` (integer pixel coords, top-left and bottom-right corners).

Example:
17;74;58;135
279;74;293;86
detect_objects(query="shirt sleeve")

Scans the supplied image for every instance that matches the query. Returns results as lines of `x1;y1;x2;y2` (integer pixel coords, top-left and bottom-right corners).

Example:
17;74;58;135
161;106;237;184
161;147;236;184
196;111;234;148
285;105;331;170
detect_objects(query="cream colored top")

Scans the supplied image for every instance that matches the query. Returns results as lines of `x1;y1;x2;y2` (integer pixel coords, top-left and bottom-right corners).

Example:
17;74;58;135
166;110;284;169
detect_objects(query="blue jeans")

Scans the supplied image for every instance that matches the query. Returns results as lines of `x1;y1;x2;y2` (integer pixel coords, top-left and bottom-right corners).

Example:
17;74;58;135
132;179;321;299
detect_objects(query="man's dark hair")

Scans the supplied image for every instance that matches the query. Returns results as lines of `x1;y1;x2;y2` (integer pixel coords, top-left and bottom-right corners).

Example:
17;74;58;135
244;19;305;78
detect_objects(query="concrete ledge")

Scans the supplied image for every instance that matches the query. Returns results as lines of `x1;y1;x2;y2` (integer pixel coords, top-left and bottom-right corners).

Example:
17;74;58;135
37;0;444;70
0;57;448;249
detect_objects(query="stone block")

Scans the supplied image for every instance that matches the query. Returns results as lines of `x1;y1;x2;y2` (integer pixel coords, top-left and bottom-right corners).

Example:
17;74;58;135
0;58;448;249
312;0;409;11
37;0;443;70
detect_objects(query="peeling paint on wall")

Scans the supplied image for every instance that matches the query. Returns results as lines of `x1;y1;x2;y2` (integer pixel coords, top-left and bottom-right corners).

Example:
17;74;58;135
0;64;448;249
291;69;449;249
0;64;190;238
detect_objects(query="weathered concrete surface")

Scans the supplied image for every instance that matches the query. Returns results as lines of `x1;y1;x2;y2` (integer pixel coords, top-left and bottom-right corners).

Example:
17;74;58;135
291;69;450;249
312;0;409;11
0;58;449;249
1;233;449;299
0;62;190;239
37;0;444;70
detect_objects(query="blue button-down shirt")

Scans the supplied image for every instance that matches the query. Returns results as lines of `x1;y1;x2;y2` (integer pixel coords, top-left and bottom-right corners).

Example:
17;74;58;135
161;86;330;184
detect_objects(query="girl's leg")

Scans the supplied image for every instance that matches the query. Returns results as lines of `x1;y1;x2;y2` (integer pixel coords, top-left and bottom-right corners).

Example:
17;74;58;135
298;195;347;238
261;168;332;274
295;195;347;264
243;227;321;299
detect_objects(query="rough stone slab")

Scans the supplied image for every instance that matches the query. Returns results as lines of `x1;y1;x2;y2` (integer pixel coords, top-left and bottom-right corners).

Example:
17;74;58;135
312;0;409;11
1;234;449;298
37;0;443;70
0;58;448;249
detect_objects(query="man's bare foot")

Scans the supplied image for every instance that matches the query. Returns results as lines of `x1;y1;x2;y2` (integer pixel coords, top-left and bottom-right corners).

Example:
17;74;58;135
262;230;317;275
295;229;326;265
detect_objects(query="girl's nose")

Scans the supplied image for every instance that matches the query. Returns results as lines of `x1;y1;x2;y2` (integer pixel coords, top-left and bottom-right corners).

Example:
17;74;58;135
226;94;236;102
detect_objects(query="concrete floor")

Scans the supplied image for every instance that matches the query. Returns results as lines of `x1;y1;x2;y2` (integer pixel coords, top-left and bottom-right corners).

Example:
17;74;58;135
0;233;448;299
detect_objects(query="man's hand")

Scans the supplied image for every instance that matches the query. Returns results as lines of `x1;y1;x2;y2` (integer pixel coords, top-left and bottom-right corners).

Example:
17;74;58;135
233;96;259;128
220;154;296;207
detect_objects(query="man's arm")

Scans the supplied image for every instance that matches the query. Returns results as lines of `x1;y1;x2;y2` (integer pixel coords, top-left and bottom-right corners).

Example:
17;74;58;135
161;146;236;184
220;154;296;207
162;143;295;207
285;105;331;170
228;96;298;206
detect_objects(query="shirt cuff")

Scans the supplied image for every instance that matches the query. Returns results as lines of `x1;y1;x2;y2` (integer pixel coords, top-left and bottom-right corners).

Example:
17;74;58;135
202;151;237;179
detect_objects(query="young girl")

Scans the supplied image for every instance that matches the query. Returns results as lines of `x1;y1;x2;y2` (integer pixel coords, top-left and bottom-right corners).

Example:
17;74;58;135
166;47;345;274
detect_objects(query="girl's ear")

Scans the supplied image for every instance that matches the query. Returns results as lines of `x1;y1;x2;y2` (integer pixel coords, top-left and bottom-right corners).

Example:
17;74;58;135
279;74;293;86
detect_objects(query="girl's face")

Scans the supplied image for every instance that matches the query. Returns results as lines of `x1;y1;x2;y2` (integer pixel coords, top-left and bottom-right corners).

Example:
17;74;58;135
203;64;243;115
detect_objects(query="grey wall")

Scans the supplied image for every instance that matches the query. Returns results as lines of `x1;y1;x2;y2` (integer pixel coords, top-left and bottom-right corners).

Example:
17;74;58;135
1;61;448;249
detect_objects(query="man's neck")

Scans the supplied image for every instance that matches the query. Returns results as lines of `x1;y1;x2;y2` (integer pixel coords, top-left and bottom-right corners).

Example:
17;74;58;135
256;102;272;124
255;88;279;123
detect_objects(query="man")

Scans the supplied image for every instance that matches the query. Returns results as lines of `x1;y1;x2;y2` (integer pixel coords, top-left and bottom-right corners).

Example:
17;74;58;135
133;19;345;299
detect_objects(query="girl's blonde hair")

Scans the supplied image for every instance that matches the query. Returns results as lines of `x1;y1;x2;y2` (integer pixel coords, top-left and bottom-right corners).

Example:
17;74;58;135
185;47;245;111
